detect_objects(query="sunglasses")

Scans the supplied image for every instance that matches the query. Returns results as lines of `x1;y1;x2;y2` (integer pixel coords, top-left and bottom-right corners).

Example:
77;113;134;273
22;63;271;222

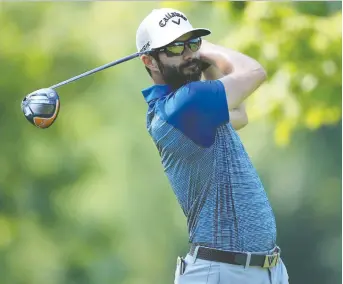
156;37;202;57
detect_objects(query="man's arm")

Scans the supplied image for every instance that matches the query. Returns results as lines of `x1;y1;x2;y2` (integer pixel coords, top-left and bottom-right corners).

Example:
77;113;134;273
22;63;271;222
200;45;249;130
200;40;267;110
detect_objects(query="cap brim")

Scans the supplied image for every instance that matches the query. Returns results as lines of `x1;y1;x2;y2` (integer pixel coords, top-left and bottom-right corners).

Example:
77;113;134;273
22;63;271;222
151;28;211;50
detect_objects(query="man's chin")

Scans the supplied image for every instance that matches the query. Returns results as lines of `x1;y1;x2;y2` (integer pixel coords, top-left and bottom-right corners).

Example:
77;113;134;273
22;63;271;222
161;69;201;90
186;71;202;82
184;71;198;76
183;65;200;73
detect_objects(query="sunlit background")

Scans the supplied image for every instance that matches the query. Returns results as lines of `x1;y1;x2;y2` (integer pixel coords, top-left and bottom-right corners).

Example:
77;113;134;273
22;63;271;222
0;1;341;284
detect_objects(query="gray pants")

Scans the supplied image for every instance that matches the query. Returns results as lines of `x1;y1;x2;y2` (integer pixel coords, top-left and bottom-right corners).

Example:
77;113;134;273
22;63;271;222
174;247;289;284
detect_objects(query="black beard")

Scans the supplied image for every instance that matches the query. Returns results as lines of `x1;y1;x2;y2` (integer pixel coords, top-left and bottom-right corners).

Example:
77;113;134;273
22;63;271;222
157;59;202;91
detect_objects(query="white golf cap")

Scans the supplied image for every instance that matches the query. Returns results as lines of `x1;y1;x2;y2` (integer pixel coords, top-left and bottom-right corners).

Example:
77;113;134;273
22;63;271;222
136;8;211;53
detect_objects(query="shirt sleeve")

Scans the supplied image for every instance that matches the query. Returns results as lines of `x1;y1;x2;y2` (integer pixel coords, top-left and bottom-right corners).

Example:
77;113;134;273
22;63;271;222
162;80;229;147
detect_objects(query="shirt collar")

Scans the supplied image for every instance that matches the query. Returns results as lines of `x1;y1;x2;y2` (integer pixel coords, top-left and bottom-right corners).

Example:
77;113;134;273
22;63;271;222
141;84;172;103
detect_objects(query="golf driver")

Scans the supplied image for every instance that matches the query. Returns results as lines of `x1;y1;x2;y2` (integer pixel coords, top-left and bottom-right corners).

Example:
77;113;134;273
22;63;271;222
21;51;148;129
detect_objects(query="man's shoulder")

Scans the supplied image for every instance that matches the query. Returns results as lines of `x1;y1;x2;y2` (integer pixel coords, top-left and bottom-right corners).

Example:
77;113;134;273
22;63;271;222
149;79;227;120
175;80;225;94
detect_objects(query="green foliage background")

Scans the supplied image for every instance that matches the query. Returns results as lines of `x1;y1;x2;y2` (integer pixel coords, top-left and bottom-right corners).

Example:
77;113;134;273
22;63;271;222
0;1;341;284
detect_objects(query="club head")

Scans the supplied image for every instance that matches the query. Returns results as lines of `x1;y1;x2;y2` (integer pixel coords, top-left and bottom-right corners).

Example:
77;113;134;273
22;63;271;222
21;88;60;129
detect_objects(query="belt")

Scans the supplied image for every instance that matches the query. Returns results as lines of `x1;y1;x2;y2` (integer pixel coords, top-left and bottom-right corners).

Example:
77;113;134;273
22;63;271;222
189;245;281;268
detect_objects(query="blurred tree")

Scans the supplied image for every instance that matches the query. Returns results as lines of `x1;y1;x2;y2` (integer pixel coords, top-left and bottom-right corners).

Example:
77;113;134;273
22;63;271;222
221;1;342;146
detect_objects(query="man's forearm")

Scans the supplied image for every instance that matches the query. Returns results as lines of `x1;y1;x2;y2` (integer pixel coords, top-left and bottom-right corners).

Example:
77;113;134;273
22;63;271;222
200;59;249;131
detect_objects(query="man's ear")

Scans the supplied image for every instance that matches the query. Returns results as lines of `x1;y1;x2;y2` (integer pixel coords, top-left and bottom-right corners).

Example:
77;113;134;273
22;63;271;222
141;54;159;73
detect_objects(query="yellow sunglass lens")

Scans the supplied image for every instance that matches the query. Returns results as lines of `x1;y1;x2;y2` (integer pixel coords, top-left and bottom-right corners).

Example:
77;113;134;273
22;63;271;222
189;43;200;51
166;45;184;54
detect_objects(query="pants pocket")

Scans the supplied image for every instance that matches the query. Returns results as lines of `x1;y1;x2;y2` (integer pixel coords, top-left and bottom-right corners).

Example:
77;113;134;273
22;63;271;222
174;256;187;284
174;254;219;284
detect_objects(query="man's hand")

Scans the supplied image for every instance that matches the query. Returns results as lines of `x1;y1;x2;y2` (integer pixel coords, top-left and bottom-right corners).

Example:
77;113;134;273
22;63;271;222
200;60;224;81
200;40;230;81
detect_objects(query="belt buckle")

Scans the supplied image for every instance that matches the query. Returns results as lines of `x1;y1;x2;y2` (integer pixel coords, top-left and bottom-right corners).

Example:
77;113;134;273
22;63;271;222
262;252;280;268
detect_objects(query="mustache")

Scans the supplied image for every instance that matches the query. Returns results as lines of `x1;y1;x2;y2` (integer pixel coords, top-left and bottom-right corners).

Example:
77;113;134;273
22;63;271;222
180;59;202;69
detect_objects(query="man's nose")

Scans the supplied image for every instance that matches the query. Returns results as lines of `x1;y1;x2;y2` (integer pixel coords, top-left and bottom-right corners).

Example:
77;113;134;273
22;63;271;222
183;46;193;60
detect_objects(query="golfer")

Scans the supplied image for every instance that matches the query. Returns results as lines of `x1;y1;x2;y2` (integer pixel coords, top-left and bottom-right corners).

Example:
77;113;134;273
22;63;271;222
136;8;289;284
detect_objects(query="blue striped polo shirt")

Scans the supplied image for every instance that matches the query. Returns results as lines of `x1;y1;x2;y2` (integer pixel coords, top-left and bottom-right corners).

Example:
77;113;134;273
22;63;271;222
141;80;277;252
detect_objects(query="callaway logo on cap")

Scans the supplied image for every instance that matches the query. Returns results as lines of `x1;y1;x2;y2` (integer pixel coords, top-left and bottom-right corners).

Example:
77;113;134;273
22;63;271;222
136;8;211;53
